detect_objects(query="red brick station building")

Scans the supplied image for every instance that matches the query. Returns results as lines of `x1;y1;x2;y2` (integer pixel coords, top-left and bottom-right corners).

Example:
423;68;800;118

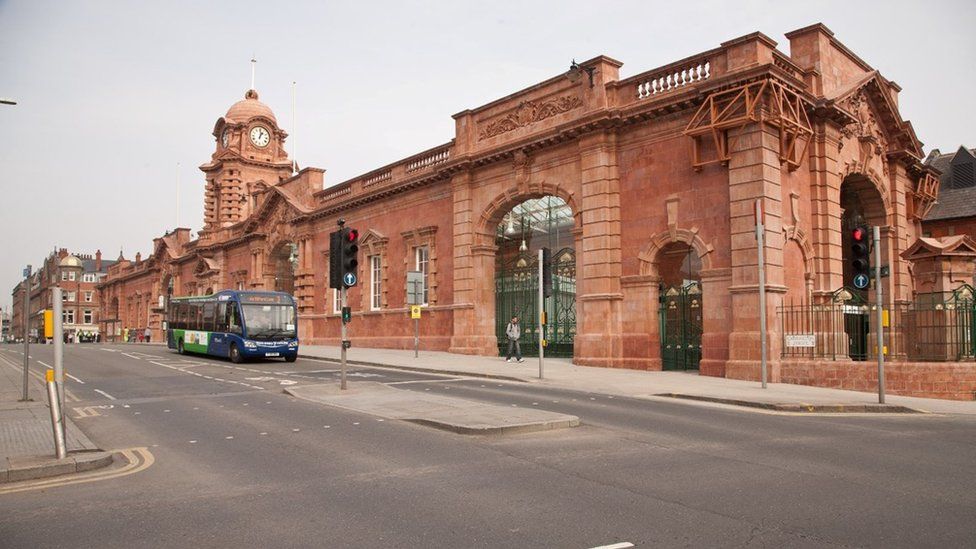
99;24;976;399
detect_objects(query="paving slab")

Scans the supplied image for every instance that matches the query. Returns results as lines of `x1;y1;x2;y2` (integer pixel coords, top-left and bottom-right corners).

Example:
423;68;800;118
285;382;579;435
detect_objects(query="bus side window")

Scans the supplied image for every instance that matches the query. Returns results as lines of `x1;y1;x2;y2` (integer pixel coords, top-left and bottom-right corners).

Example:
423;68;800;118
216;303;227;333
203;303;215;332
227;304;242;336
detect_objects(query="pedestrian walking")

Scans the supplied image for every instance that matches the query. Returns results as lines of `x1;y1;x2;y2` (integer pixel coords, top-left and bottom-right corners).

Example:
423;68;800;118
122;327;129;343
144;327;151;343
504;315;524;363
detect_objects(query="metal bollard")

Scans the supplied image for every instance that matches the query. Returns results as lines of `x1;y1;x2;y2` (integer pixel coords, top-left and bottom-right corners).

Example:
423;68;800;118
46;370;67;459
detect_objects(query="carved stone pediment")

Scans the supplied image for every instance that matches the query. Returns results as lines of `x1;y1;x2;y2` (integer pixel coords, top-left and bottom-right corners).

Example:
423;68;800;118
478;96;583;141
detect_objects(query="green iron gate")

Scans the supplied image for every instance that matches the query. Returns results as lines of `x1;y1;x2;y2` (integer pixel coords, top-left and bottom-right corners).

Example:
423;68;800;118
659;282;703;370
495;248;576;357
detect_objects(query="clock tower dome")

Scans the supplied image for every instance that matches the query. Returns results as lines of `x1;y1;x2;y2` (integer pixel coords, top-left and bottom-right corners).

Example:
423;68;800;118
200;89;293;232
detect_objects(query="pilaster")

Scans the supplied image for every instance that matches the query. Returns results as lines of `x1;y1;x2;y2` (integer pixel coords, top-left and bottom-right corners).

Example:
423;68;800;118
574;131;624;367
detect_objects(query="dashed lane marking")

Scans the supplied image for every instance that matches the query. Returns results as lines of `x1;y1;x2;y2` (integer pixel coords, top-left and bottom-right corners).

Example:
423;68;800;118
146;361;263;390
0;447;154;495
588;543;634;549
94;389;117;400
0;355;79;401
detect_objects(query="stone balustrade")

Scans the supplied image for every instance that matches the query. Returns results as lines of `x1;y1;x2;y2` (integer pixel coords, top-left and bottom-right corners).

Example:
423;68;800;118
635;59;710;99
405;145;451;173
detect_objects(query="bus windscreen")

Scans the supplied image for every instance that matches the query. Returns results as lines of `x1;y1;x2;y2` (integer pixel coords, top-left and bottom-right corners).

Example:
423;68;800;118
242;304;296;340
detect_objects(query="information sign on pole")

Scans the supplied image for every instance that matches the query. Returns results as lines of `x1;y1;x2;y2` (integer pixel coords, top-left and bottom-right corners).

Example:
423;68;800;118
410;305;422;319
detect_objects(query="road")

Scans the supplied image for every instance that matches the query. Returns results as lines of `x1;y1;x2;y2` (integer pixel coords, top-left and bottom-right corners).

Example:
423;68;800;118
1;343;974;548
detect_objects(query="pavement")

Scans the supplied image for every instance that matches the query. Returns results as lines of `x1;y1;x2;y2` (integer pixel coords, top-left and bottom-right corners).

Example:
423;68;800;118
299;344;976;416
0;348;113;483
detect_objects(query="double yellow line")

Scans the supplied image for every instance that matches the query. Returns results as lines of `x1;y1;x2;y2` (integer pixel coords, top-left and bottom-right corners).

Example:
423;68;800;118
0;447;154;495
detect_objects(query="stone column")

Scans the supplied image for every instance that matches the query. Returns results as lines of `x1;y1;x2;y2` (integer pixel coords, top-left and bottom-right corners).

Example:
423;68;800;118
699;267;732;377
574;131;624;367
620;275;660;370
449;170;497;355
809;123;845;302
725;123;787;381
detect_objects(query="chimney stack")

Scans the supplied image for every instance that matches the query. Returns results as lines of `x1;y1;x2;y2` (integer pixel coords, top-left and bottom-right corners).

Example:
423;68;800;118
95;249;102;271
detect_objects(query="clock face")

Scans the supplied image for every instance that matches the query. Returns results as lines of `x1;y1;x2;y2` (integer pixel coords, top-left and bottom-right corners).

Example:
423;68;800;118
221;129;230;148
249;126;271;148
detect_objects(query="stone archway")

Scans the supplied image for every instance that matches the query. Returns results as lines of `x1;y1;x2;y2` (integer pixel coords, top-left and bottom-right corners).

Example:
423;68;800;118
634;229;717;372
270;241;299;295
493;195;577;357
839;173;888;360
450;183;581;357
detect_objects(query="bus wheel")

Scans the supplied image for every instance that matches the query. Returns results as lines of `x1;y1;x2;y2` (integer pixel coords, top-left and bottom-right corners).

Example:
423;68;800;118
178;339;185;355
285;354;297;363
230;343;242;364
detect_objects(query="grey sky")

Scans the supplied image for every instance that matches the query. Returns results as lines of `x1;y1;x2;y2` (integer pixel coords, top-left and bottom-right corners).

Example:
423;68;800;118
1;0;974;310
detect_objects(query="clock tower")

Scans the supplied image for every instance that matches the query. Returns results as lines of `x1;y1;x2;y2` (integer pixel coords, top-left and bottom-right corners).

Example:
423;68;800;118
199;88;294;233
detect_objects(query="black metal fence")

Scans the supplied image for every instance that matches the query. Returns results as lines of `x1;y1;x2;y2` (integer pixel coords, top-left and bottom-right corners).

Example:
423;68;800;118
778;285;975;362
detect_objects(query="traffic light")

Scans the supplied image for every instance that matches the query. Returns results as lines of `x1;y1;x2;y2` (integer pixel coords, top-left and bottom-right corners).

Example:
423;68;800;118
850;225;871;290
328;227;359;288
542;247;552;298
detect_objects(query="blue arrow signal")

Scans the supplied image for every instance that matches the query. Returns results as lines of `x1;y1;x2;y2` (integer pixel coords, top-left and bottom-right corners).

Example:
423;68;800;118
853;273;869;289
343;272;357;287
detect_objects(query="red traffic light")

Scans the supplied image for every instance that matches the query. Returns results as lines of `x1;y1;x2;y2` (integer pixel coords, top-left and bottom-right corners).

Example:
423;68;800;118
346;229;359;242
851;227;867;242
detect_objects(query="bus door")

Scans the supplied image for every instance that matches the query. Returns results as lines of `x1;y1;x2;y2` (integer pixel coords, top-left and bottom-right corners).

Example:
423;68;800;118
211;302;230;357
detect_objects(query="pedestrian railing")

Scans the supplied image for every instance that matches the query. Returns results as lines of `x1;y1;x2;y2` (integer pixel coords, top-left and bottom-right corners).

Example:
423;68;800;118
778;285;975;362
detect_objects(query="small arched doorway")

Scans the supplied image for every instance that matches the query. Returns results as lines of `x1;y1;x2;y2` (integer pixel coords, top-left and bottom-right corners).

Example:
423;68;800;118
271;242;299;295
494;196;576;357
657;242;703;370
840;175;886;360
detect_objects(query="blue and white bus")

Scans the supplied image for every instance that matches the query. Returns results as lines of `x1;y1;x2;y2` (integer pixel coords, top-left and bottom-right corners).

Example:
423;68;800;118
166;290;298;363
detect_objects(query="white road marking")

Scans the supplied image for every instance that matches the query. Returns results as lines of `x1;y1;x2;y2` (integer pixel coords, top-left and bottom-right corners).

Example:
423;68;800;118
94;389;117;400
352;422;360;426
292;428;300;432
259;432;267;436
65;372;85;383
323;426;330;429
588;543;634;549
225;436;234;440
189;440;197;444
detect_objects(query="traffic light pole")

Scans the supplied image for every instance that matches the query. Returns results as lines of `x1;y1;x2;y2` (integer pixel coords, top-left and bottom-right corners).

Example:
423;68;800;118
874;226;885;404
538;248;545;380
340;286;348;391
21;267;31;402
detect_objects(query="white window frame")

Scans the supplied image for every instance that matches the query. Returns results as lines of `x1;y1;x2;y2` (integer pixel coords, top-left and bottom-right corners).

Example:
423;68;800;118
84;291;93;302
68;271;76;281
82;273;96;283
63;291;77;302
370;255;382;310
83;310;93;324
61;272;68;281
63;309;75;324
332;288;341;315
415;246;429;306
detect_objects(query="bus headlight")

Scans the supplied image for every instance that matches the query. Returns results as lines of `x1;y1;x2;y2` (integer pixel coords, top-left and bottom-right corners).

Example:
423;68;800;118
288;340;298;348
244;341;257;349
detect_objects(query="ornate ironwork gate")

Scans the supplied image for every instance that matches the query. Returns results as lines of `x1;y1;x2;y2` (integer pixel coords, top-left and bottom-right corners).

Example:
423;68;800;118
495;248;576;357
659;282;703;370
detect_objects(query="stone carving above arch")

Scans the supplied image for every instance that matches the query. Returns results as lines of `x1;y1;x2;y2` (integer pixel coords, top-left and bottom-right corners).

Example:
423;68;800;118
637;228;715;277
841;166;892;219
838;90;891;181
782;224;815;277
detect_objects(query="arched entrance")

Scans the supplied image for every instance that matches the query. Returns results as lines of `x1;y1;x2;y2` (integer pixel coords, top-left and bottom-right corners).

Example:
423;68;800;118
494;196;576;357
657;242;703;370
271;242;299;295
840;175;886;360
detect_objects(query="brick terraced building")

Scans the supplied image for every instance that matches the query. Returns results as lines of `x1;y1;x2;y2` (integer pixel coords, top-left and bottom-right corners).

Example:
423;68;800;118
99;24;976;399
